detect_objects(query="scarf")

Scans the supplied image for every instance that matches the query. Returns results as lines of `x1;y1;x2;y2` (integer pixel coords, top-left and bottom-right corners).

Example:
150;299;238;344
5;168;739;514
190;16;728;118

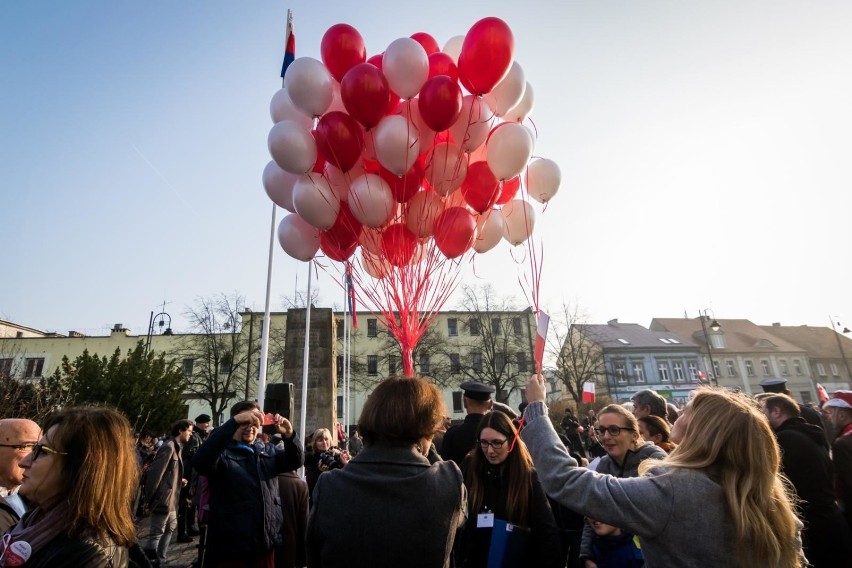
0;503;70;566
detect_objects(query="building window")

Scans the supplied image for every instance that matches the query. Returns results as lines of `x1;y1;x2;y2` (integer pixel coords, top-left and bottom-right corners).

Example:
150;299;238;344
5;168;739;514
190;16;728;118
780;360;789;376
632;362;645;383
687;361;699;380
712;360;721;378
472;351;483;372
337;395;344;419
367;355;378;376
658;362;670;382
491;318;501;335
447;318;458;337
673;362;684;382
336;355;344;376
801;390;813;404
512;317;523;336
0;358;12;378
24;358;45;379
452;391;463;413
615;363;627;384
219;353;232;375
495;353;506;372
388;356;398;376
336;319;344;339
419;354;431;375
726;360;736;377
793;359;802;375
367;319;378;338
745;360;755;377
816;363;826;377
516;352;528;373
761;360;771;376
469;318;480;336
182;358;194;377
450;353;461;374
831;363;839;376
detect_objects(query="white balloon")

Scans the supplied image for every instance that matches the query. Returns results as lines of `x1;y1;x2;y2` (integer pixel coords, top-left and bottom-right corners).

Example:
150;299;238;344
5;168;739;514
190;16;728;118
268;120;317;175
504;81;535;122
501;199;536;246
277;214;320;261
270;88;313;129
448;96;492;153
362;249;392;279
527;158;562;204
283;57;335;118
373;114;420;176
292;175;340;230
405;189;444;237
359;227;383;255
483;62;526;118
442;35;464;65
262;160;298;212
424;141;467;196
383;38;429;99
348;173;395;228
474;209;505;253
487;123;535;181
324;162;354;203
399;98;437;147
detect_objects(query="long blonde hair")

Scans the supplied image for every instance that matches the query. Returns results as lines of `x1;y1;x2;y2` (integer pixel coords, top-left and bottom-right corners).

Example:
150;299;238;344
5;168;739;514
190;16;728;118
646;388;801;567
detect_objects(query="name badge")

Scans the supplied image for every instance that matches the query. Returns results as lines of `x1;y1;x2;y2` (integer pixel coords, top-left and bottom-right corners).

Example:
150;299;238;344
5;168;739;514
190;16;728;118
477;513;495;528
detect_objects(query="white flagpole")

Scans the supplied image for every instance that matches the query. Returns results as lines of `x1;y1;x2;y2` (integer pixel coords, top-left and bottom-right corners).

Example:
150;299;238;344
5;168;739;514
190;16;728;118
257;203;277;409
298;264;313;454
342;286;348;438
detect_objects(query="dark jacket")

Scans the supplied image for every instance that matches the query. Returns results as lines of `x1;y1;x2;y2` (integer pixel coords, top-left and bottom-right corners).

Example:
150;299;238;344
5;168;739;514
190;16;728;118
306;444;466;568
0;496;23;534
277;471;309;568
440;413;486;465
456;464;563;568
590;532;644;568
193;418;304;560
144;437;183;513
18;532;130;568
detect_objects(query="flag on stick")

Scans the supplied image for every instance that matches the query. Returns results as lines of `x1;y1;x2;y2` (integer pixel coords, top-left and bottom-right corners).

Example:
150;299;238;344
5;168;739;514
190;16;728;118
582;382;596;403
534;311;549;373
280;10;295;80
817;383;829;403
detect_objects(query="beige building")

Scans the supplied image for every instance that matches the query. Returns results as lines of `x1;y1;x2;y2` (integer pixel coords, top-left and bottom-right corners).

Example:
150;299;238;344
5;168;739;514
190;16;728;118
758;323;852;393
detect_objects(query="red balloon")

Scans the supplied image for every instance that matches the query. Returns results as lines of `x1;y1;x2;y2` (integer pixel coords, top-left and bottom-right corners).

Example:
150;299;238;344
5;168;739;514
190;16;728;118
418;76;463;132
379;158;424;203
341;63;390;130
381;223;417;266
433;207;476;259
325;202;362;250
310;130;327;174
428;52;459;82
461;161;500;213
364;55;402;114
496;175;520;204
458;17;514;95
366;53;384;69
410;32;440;55
320;231;358;261
315;111;364;173
362;159;381;174
321;24;367;82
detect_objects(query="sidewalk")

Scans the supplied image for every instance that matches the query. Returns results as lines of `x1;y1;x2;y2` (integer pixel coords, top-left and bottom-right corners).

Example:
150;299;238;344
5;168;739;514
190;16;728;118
135;516;199;568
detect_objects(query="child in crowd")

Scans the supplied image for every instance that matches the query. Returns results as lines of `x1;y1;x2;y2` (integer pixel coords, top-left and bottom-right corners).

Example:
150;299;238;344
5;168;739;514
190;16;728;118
588;518;644;568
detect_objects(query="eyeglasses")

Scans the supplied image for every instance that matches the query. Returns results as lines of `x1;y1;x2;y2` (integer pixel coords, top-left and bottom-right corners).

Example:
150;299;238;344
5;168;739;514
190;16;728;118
0;443;37;453
30;444;68;461
479;439;509;450
595;425;635;437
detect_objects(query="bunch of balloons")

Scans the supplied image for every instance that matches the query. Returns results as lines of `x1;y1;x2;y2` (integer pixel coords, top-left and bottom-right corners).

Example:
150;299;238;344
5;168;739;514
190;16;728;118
262;17;561;375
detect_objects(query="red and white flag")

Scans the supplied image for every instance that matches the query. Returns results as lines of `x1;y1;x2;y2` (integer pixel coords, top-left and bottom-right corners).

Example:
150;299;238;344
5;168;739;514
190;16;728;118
582;382;596;403
817;383;829;403
534;311;549;373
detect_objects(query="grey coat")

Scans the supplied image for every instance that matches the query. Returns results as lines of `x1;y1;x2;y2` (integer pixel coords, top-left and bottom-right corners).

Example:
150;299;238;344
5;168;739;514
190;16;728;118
145;437;183;513
306;444;467;568
521;402;733;567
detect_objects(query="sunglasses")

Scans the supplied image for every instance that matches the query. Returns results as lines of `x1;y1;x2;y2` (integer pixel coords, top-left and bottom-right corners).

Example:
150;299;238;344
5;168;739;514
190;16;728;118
30;443;68;461
595;425;635;437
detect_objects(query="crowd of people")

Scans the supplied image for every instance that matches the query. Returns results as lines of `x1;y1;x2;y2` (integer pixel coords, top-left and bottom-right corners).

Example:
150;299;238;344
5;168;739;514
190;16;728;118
0;375;850;567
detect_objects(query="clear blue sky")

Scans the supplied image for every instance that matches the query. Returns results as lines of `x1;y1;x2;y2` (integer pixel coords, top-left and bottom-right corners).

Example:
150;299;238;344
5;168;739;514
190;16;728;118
3;1;851;336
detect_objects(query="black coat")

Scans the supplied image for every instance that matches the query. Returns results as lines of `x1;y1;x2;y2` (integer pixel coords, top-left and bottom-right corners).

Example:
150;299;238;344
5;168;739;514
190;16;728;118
193;418;304;560
17;532;130;568
440;413;485;465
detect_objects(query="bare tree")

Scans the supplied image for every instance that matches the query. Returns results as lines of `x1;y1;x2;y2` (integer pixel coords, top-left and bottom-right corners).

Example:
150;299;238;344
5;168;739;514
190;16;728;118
547;302;607;407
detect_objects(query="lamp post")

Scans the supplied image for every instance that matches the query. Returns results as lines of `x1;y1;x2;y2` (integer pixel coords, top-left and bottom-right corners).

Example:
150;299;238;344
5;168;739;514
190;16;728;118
829;316;852;380
698;309;722;387
145;310;173;355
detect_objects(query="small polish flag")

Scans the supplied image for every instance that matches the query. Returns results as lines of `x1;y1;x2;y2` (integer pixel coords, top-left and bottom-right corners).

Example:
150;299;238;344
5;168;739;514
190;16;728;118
582;382;596;403
534;311;550;373
817;383;829;403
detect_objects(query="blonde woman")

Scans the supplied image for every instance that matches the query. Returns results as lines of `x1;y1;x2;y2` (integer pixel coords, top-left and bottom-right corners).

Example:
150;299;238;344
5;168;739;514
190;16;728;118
521;378;804;568
304;428;350;505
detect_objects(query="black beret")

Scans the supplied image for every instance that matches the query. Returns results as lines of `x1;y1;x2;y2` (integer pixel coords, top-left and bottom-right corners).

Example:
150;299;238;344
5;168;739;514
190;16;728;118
460;381;496;401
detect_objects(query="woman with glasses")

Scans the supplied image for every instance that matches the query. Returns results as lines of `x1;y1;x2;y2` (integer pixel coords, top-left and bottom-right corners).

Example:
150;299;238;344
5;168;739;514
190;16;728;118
454;410;561;568
522;376;805;567
0;407;139;567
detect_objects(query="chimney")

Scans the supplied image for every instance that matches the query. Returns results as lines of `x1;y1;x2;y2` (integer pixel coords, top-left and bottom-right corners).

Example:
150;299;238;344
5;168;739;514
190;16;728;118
607;319;619;326
68;330;85;338
772;322;781;327
111;324;129;336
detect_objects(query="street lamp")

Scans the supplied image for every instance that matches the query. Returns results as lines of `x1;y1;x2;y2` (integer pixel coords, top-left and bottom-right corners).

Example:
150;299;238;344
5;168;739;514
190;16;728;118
145;310;173;355
829;316;852;379
698;308;722;387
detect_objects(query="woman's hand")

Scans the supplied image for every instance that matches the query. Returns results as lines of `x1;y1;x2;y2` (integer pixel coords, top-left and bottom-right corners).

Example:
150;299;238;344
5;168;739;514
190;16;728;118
525;374;547;404
338;449;351;465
